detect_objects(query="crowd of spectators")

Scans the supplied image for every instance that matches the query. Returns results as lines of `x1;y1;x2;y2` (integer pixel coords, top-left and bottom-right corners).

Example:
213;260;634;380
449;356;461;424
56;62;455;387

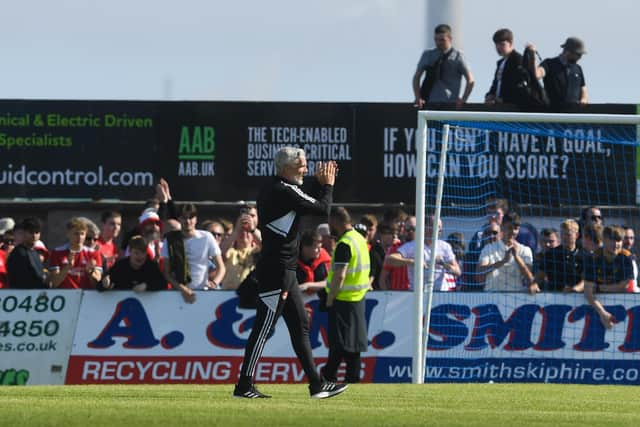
413;24;588;111
0;182;637;328
1;180;637;303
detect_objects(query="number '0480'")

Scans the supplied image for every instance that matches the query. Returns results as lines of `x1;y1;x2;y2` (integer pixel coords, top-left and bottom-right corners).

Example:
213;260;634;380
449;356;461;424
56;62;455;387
0;295;65;313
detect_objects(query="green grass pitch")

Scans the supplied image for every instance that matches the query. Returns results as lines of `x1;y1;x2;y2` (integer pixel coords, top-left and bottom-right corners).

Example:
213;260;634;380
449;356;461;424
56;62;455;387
1;383;639;426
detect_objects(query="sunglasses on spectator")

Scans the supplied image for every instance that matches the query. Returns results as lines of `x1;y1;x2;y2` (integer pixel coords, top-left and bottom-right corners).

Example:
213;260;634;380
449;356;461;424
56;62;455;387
485;230;499;236
210;231;223;238
3;238;15;245
85;236;96;242
591;215;602;221
405;227;416;232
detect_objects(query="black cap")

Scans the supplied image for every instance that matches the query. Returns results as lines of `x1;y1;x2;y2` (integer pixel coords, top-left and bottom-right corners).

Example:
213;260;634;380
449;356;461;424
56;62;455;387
561;37;586;54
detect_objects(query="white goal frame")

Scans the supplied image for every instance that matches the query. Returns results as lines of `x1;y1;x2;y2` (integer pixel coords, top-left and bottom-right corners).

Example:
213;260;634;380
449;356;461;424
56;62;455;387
412;110;640;384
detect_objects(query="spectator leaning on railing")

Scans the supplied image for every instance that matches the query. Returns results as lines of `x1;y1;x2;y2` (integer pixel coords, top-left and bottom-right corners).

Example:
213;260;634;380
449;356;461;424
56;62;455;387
584;226;635;329
529;219;583;294
99;235;167;292
6;217;50;289
161;203;225;303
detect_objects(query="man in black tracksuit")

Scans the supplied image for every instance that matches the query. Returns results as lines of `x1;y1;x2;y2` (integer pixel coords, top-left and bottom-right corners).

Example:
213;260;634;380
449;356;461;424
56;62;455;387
234;146;348;399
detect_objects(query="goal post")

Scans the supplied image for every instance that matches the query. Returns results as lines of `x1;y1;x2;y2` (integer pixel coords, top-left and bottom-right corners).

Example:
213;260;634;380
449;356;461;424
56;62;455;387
412;110;640;385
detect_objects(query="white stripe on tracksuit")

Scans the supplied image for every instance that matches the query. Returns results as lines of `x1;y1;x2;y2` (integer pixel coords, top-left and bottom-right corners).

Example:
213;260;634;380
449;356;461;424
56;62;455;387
246;290;280;377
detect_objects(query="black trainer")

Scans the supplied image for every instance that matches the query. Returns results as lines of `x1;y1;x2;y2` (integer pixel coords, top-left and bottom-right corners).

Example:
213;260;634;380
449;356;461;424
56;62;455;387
309;380;348;399
233;384;272;399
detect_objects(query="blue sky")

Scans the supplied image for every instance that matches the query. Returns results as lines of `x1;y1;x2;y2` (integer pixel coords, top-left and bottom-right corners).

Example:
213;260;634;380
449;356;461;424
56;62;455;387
2;0;637;104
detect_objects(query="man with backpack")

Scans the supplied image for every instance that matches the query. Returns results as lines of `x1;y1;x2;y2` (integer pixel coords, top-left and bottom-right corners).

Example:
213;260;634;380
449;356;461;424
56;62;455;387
412;24;474;108
527;37;588;111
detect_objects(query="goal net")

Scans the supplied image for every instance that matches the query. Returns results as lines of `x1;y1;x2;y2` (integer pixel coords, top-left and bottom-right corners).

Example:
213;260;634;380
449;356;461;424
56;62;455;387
412;110;640;385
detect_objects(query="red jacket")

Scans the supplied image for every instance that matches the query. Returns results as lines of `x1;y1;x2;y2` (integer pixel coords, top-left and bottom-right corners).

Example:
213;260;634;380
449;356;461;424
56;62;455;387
297;248;331;284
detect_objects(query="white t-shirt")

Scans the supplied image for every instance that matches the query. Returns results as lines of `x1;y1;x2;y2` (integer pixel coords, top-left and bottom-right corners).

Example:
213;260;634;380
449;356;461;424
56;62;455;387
397;239;456;291
161;230;221;290
479;240;532;292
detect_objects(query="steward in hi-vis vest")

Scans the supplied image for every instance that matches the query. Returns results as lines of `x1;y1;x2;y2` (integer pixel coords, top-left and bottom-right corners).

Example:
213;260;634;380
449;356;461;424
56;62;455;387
326;229;370;302
324;206;370;383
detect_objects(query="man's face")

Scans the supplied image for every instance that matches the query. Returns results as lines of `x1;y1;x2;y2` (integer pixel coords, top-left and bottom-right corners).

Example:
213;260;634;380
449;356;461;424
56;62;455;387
561;228;579;248
142;222;161;241
483;224;501;244
102;216;122;239
85;232;98;249
434;32;452;51
603;236;622;256
567;51;583;64
246;207;258;227
501;222;519;241
301;240;322;262
623;229;635;250
22;230;39;248
541;233;559;252
283;156;307;185
208;225;225;244
129;248;147;270
1;233;15;252
487;207;504;225
68;228;87;246
321;235;336;253
425;219;442;241
379;229;397;247
586;208;603;227
404;217;416;242
366;224;377;243
495;40;513;57
179;214;197;233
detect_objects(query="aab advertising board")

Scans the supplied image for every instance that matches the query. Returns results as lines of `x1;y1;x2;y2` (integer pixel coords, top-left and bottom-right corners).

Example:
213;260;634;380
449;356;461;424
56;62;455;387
0;290;82;385
63;291;640;386
0;100;637;205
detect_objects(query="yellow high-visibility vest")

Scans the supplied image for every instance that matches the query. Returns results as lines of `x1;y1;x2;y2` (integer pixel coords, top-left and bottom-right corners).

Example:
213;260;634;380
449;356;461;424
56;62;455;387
327;229;370;302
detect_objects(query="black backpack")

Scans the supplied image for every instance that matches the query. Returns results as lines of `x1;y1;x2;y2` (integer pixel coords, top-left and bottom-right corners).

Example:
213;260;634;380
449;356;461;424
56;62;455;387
515;47;549;110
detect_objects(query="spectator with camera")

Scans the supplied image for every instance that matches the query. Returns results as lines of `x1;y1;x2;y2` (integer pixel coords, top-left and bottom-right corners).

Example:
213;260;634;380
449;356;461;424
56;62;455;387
219;204;261;290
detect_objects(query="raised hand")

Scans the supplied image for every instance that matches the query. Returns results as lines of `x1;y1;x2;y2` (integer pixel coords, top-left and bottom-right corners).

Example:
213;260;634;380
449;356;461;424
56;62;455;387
316;160;337;186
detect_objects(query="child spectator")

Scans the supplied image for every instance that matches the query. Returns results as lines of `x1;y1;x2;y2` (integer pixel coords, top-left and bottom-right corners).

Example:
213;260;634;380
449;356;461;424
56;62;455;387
99;235;167;292
49;217;102;289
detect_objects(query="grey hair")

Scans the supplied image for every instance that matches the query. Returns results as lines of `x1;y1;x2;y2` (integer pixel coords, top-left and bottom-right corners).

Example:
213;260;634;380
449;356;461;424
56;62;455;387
274;146;305;173
78;217;100;237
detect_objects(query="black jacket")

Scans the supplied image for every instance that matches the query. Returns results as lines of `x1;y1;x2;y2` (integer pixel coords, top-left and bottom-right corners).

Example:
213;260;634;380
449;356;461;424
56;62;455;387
7;245;48;289
487;50;525;106
256;176;332;273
